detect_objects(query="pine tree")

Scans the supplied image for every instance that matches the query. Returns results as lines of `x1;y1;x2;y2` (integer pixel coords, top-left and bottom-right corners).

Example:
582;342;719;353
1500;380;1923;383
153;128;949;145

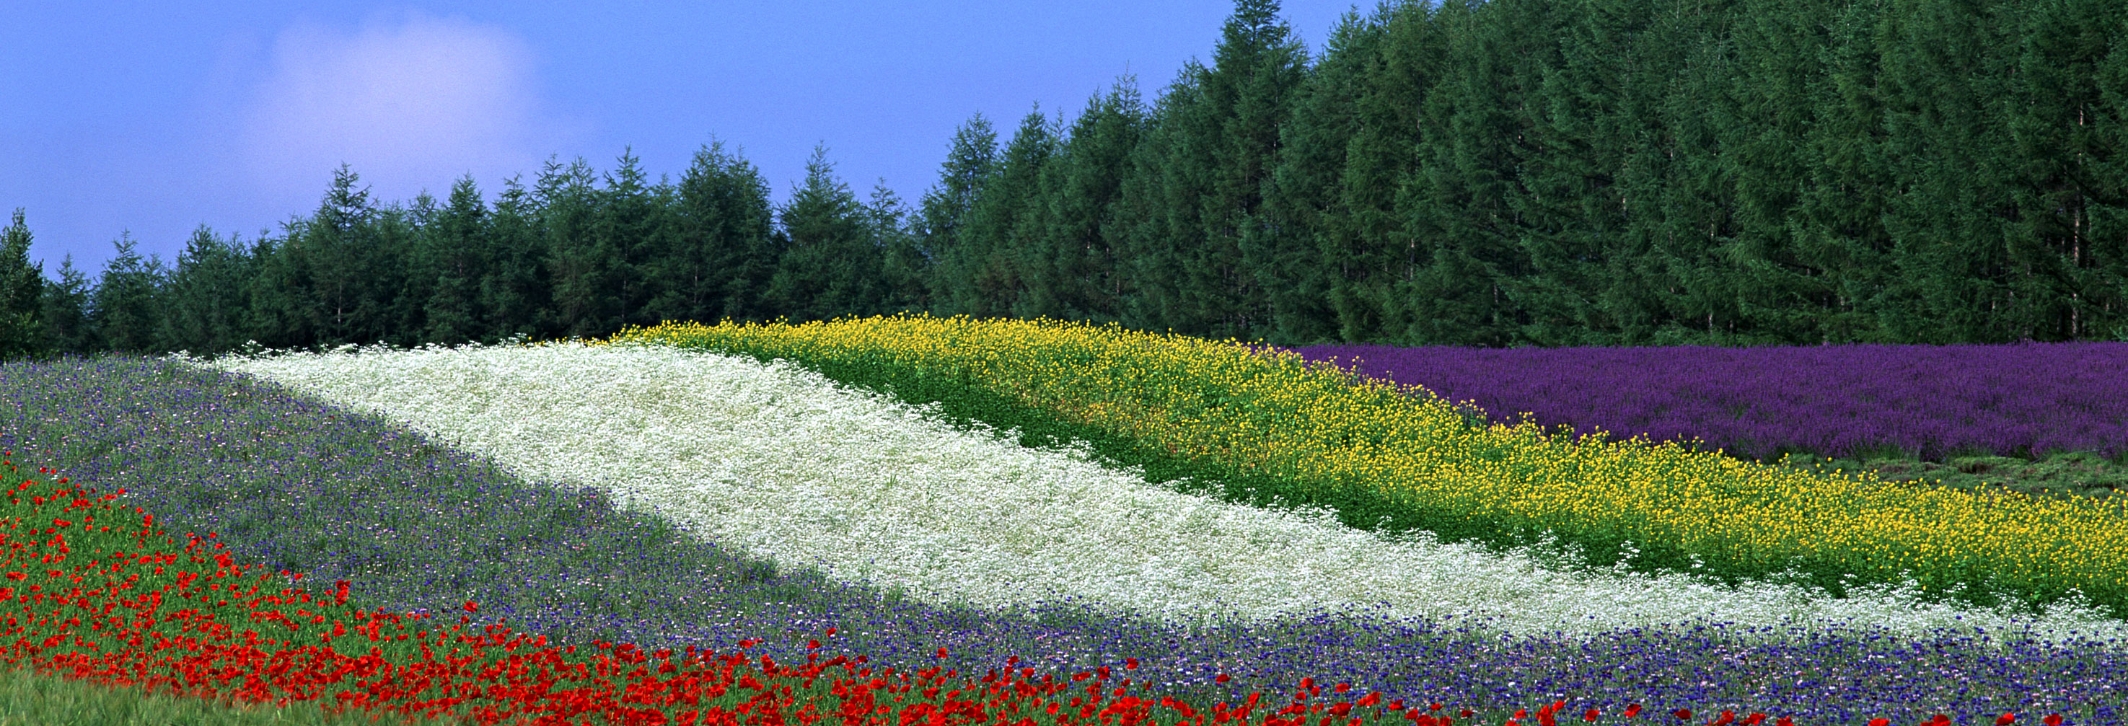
1875;0;2023;342
159;226;256;355
481;177;551;340
652;141;779;325
1253;5;1445;344
1018;80;1146;322
765;145;890;322
539;157;610;338
597;149;669;331
1392;0;1545;347
1790;0;1900;343
0;209;45;360
2089;0;2128;338
288;165;399;346
1118;0;1310;339
2003;0;2127;340
868;182;930;312
411;176;489;344
919;115;1001;316
958;109;1059;318
39;255;95;354
91;234;167;353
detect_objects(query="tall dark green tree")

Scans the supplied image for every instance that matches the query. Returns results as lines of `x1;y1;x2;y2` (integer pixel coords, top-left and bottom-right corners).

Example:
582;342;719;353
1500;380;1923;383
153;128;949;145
1016;80;1146;322
651;141;780;325
159;226;256;354
39;255;95;354
273;165;398;347
481;177;551;340
956;110;1060;318
1116;0;1310;339
538;157;610;338
595;149;670;331
1386;0;1539;346
416;176;490;344
0;209;44;360
2003;0;2128;340
90;234;167;353
765;146;890;322
867;182;929;313
919;114;1001;316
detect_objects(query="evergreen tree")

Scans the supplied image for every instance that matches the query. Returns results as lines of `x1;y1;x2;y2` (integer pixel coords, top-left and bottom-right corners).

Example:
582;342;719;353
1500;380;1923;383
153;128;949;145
1017;80;1146;322
481;177;551;340
1117;0;1309;339
2089;0;2128;338
652;141;779;325
159;226;256;355
0;209;44;360
91;234;167;353
39;255;95;354
2003;0;2128;340
1254;4;1447;344
416;176;490;344
538;157;610;338
957;110;1059;318
1390;0;1540;347
1875;0;2024;342
765;146;890;322
868;182;930;312
596;149;668;330
244;229;312;350
1792;0;1900;343
288;166;398;346
920;115;1001;316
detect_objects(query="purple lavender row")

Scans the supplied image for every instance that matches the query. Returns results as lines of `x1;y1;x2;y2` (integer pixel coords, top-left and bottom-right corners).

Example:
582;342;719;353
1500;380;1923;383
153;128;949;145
0;356;2120;723
1289;341;2128;461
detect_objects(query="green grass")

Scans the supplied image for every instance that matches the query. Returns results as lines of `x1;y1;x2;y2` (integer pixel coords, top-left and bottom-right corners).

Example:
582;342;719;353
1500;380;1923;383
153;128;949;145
1783;450;2128;502
0;665;470;726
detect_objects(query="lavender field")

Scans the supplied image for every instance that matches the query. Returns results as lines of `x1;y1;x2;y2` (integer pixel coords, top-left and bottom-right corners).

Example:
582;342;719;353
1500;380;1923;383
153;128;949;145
1291;342;2128;466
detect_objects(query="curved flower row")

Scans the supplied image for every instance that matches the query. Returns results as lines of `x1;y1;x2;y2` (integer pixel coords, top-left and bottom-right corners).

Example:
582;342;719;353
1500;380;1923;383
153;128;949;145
0;452;1918;726
601;316;2128;618
196;342;2126;640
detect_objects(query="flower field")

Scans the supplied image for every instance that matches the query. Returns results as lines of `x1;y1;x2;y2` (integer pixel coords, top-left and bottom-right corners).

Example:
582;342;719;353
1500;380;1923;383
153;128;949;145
1288;342;2128;464
606;317;2128;620
0;316;2122;723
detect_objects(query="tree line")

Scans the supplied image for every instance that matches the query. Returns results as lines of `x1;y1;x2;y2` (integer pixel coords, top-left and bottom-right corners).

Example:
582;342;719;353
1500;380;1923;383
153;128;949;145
4;0;2127;361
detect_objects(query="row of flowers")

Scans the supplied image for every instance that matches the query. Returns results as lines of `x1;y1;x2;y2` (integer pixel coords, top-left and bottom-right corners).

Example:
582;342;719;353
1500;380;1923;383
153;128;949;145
0;451;1928;726
598;316;2128;619
4;354;2108;723
193;341;2125;641
1287;341;2128;462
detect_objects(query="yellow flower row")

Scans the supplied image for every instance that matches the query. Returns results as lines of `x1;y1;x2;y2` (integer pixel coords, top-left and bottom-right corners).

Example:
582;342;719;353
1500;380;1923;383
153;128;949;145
605;315;2128;614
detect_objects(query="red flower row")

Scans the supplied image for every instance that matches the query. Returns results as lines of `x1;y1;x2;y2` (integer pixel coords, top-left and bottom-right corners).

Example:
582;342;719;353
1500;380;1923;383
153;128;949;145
0;454;2071;726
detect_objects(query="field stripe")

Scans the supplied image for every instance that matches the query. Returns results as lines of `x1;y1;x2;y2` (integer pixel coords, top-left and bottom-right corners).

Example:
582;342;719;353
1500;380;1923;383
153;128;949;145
204;343;2128;640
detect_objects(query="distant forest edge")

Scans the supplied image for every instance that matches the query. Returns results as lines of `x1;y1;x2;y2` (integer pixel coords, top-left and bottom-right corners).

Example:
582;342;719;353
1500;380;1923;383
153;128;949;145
6;0;2128;360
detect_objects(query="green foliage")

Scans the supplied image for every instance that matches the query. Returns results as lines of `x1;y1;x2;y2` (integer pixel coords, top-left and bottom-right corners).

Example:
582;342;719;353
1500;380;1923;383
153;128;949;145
918;114;1001;316
0;663;467;725
653;141;780;324
766;146;893;321
158;227;256;356
40;256;96;355
0;210;43;361
954;109;1059;318
90;235;166;353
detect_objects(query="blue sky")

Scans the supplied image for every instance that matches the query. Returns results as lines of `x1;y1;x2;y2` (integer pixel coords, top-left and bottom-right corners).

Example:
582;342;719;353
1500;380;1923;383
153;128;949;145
2;1;1361;277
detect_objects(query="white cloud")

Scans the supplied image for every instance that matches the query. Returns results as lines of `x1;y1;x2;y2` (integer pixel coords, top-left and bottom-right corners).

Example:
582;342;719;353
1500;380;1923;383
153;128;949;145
240;14;558;202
